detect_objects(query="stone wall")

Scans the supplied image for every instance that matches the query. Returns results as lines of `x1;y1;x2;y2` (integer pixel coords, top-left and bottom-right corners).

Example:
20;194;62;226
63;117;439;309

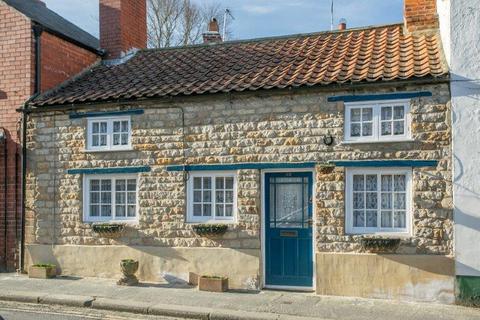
25;82;452;256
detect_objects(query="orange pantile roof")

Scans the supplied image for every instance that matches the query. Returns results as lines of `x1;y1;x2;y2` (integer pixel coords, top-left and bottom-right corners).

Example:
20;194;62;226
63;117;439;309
31;24;448;107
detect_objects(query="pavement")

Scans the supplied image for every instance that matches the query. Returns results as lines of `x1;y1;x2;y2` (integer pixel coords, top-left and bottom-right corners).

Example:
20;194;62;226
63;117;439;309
0;273;480;320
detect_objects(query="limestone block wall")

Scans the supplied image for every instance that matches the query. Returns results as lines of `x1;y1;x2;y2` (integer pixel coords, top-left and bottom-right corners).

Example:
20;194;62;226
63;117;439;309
25;82;452;256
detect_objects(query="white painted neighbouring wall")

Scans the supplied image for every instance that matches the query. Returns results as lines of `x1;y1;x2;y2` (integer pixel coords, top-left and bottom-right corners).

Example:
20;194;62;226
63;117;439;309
438;0;480;277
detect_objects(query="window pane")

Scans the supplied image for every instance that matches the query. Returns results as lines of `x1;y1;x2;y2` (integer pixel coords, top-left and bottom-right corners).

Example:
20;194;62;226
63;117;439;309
203;190;211;202
127;205;136;217
351;108;361;122
381;211;392;227
90;205;99;217
216;177;224;189
216;191;224;203
225;204;233;217
394;211;406;228
216;204;224;217
393;121;404;135
381;175;392;191
90;179;100;191
225;177;234;189
203;177;211;189
113;121;120;133
116;180;126;191
100;122;107;133
91;192;99;204
393;106;404;119
193;204;202;216
100;135;107;146
194;191;201;202
121;134;129;145
381;193;392;209
353;211;365;227
127;179;136;191
225;191;234;203
351;123;361;137
101;205;111;217
362;123;372;136
394;175;406;191
127;192;136;204
116;192;125;204
381;122;392;136
101;192;111;204
394;193;406;209
101;180;111;191
366;211;377;227
122;121;129;132
113;134;120;145
366;193;377;209
381;107;392;120
92;123;99;134
353;175;364;191
92;135;99;146
193;177;201;189
362;108;373;121
365;175;377;191
116;205;126;217
203;204;212;216
353;192;364;209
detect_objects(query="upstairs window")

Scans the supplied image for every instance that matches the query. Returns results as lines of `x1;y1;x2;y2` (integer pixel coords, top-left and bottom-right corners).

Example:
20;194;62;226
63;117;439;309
87;116;131;151
344;100;410;142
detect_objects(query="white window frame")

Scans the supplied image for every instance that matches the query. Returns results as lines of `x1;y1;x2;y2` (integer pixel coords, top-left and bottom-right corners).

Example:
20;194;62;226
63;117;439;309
187;171;238;224
83;174;139;223
345;167;412;235
86;116;132;151
344;99;411;143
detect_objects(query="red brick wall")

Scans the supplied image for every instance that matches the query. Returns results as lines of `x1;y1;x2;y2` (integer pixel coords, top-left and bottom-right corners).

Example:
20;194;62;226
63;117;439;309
100;0;146;59
404;0;439;32
41;32;98;92
0;2;33;272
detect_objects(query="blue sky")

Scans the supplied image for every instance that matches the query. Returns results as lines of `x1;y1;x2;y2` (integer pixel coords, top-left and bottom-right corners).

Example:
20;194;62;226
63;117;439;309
44;0;404;40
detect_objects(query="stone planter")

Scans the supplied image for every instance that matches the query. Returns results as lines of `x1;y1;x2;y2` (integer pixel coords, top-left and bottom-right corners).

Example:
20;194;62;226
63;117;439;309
117;259;139;286
193;224;228;237
28;264;56;279
360;237;401;254
199;276;228;292
92;223;125;238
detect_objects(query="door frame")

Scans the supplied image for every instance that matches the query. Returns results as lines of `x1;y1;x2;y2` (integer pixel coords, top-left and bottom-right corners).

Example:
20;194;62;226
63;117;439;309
260;168;316;291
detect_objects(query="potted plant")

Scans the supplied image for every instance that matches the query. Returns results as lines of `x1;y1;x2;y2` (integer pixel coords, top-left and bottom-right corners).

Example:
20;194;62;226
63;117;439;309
92;223;125;238
360;236;401;253
28;263;57;279
193;224;228;237
199;275;229;292
117;259;139;286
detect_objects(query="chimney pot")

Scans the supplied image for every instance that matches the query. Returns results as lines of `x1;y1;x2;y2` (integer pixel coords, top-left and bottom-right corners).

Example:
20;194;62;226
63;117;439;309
100;0;147;59
338;18;347;31
203;18;222;44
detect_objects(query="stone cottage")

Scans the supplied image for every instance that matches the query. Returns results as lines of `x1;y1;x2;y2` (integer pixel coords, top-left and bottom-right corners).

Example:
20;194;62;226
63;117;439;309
22;0;454;303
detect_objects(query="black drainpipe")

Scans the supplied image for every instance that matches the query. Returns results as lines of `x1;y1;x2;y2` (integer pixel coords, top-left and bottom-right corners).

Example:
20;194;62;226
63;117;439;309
19;24;43;272
2;129;6;271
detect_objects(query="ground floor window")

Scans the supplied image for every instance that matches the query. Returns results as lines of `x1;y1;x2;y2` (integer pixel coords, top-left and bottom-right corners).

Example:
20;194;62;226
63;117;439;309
187;172;237;223
83;174;138;222
345;168;411;234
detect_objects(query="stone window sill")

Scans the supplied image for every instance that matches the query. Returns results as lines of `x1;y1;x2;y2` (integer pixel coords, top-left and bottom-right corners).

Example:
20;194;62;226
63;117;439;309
83;148;135;153
340;138;415;145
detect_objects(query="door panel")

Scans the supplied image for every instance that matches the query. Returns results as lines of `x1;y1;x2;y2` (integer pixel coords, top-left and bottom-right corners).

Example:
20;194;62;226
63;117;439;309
265;172;313;287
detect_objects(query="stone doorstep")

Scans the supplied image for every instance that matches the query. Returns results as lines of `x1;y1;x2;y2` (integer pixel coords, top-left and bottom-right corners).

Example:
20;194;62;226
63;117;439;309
0;292;326;320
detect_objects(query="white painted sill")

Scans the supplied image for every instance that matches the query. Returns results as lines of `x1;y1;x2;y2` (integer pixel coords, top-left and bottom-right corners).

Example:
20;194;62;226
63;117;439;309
185;220;237;225
84;220;138;224
340;138;415;145
83;147;135;153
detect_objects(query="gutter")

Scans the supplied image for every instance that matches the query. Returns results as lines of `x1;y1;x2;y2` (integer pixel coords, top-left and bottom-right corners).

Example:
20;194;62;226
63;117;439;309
19;24;43;272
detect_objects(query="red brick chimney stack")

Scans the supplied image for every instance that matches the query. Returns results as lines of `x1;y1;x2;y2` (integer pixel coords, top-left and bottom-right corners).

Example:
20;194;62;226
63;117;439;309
99;0;147;59
404;0;439;32
203;18;223;44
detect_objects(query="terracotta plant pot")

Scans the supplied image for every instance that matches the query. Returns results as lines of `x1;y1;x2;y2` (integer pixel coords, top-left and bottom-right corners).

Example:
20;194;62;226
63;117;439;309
29;264;56;279
199;276;228;292
117;259;139;286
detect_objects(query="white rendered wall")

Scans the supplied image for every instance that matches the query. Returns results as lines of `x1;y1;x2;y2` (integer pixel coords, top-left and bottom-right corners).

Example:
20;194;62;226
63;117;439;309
441;0;480;276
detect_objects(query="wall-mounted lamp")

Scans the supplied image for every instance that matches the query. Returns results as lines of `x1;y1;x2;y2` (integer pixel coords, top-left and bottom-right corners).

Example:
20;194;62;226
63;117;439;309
323;134;334;146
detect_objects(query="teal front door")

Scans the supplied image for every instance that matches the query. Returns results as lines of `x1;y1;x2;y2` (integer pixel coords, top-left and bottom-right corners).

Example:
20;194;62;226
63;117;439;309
265;172;313;287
